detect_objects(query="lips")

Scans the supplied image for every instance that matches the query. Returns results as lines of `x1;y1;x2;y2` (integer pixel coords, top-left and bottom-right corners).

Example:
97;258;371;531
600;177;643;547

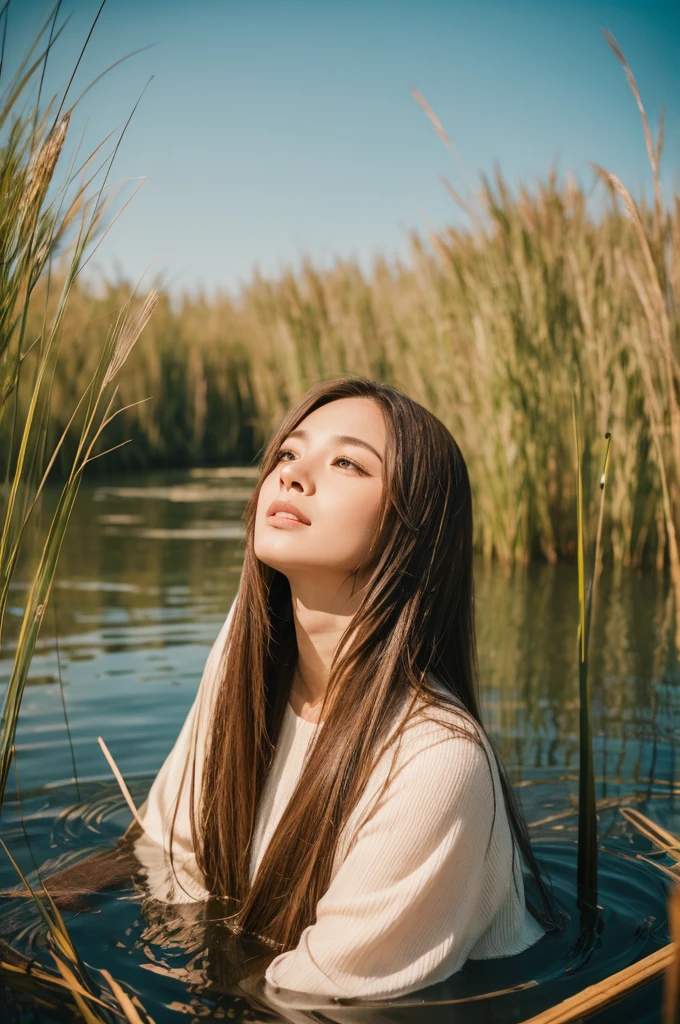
265;500;311;525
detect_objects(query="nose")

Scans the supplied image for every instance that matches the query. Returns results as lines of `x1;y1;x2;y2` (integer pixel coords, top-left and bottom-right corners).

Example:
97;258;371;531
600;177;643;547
279;456;315;495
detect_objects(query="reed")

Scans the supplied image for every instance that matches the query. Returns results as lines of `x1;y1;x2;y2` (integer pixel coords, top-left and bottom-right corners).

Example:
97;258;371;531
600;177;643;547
616;809;680;1022
0;4;156;1018
517;943;675;1024
1;838;156;1024
596;30;680;651
0;2;158;801
517;791;680;1022
572;401;612;909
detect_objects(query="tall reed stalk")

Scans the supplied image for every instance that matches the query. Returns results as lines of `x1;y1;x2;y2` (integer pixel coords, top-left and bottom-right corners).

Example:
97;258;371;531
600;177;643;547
572;397;612;909
572;398;598;909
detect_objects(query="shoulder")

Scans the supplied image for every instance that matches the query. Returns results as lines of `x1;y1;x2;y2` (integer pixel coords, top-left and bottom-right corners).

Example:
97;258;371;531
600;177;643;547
337;685;499;864
382;686;496;811
399;676;489;755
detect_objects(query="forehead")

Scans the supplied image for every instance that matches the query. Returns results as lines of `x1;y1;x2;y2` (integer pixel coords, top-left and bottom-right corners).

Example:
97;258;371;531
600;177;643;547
293;397;386;446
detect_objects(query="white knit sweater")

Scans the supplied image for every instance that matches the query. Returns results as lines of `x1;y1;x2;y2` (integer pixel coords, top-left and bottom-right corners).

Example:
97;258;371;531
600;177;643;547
134;596;545;1000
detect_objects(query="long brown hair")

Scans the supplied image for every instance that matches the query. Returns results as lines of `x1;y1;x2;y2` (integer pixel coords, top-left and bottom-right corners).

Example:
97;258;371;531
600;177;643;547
176;377;562;951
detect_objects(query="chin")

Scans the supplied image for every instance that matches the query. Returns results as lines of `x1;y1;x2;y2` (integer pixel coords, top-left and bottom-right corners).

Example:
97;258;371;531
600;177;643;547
253;540;301;575
254;521;308;570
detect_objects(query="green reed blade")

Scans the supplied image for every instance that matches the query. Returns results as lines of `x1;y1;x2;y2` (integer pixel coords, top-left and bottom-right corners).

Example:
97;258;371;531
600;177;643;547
572;395;612;908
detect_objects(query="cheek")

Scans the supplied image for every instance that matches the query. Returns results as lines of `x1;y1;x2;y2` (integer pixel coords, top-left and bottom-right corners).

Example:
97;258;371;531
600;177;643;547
255;472;276;516
253;477;276;541
318;484;382;550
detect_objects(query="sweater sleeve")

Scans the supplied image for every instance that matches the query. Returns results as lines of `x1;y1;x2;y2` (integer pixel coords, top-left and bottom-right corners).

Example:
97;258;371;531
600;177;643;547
264;723;501;1001
133;591;239;901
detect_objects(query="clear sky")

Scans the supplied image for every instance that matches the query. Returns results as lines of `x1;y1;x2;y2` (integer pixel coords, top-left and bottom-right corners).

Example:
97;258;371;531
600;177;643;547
6;0;680;297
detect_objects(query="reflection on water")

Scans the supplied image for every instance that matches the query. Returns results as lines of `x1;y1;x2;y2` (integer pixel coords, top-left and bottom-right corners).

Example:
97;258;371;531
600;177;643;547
0;468;677;1022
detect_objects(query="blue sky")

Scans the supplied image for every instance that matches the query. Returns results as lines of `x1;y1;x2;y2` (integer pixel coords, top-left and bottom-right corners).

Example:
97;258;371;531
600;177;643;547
7;0;680;297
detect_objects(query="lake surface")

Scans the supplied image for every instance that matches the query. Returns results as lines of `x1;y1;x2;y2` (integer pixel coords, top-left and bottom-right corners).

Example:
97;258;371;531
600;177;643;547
0;468;678;1023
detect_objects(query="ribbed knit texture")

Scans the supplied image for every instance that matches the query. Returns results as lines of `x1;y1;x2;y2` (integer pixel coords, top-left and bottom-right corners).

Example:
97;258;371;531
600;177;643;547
134;596;546;999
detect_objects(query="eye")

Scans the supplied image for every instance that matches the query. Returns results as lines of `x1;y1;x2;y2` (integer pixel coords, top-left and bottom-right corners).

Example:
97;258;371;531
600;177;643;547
334;456;366;474
274;450;366;473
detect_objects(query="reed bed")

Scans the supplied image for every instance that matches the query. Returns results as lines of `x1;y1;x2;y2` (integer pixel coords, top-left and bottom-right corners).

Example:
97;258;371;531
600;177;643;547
11;40;677;587
16;183;671;576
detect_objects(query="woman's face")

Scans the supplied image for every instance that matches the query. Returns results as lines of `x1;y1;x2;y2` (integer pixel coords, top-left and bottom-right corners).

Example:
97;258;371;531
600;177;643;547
254;397;387;586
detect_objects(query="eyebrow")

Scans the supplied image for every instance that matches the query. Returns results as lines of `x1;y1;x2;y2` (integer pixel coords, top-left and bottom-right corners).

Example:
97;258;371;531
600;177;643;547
286;428;383;463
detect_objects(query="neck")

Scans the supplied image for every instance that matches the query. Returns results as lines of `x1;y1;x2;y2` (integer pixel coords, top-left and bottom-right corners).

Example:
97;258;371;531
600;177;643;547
287;573;365;712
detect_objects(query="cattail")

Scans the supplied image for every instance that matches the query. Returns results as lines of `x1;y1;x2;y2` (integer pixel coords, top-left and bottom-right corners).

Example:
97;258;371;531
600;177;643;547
20;115;70;215
103;289;159;386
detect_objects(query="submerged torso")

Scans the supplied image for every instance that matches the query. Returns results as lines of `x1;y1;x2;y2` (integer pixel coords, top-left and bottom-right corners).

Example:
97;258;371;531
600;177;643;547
247;687;545;962
135;662;545;1001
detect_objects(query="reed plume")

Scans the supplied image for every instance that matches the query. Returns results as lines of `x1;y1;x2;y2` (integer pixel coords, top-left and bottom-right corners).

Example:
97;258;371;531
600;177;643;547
103;289;159;386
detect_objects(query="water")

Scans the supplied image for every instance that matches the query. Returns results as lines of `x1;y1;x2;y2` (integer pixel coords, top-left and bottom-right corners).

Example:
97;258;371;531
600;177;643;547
0;468;678;1023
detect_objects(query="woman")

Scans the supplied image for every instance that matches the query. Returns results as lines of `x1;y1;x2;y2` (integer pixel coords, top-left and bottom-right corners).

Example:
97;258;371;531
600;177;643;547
132;376;561;1001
